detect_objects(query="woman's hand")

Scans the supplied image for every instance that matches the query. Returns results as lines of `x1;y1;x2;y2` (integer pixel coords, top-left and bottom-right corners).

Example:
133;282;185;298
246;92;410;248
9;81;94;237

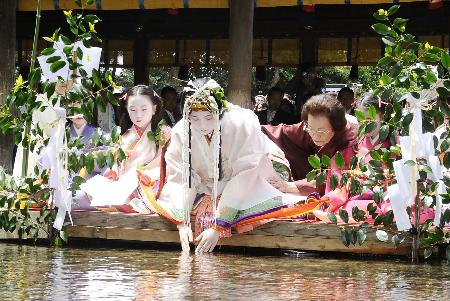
178;224;193;252
268;177;299;193
194;228;220;253
103;169;118;181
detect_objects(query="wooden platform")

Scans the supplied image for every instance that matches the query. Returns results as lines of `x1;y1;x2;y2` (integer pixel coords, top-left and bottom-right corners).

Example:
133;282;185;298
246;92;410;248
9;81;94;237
68;211;412;256
1;211;412;256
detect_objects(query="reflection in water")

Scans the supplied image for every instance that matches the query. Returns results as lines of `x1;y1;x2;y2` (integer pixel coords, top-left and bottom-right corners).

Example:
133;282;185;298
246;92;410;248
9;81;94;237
0;243;449;301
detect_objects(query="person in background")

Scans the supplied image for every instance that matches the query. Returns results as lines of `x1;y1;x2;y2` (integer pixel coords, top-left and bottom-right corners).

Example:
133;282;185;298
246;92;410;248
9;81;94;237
161;86;182;127
337;87;358;125
255;87;296;125
262;93;358;195
285;64;325;116
69;112;97;147
96;87;121;134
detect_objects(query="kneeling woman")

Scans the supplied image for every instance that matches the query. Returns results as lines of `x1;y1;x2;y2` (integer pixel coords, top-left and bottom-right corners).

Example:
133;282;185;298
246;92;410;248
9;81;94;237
80;85;168;213
146;79;321;253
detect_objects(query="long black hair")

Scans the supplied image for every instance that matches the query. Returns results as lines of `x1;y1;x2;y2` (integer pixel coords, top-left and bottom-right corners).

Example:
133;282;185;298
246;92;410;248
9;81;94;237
118;85;163;134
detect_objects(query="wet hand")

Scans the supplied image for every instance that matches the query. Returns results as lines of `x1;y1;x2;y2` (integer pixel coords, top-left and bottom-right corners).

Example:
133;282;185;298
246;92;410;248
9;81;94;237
194;228;220;253
178;224;193;252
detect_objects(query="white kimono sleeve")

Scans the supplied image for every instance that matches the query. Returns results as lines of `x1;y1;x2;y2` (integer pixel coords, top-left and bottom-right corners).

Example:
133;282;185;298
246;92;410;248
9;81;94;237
215;108;283;226
157;122;199;223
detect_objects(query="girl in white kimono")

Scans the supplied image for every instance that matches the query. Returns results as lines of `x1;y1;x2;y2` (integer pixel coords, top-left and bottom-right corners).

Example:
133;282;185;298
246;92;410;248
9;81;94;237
145;79;322;253
79;85;169;213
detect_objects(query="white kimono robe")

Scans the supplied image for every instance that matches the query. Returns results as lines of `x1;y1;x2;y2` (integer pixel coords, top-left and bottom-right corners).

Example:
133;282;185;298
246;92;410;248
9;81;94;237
156;103;302;229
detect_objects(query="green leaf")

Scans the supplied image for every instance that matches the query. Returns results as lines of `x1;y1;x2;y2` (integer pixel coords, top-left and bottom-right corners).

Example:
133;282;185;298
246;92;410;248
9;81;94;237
50;61;66;73
425;70;437;85
390;62;403;78
96;94;106;113
87;0;95;5
424;248;432;259
334;152;345;169
355;109;366;122
425;53;440;62
393;18;408;29
444;80;450;90
402;113;414;128
46;56;62;64
376;229;389;242
76;47;83;60
308;155;321;169
111;126;120;143
365;122;378;134
316;171;327;188
357;124;366;139
387;5;400;16
327;212;337;225
330;173;339;191
86;153;95;174
92;69;102;88
96;152;106;168
340;230;350;247
378;56;394;67
41;47;56;56
349;156;358;169
441;51;450;69
377;125;389;141
391;234;402;247
373;11;387;21
338;208;349;224
340;173;349;187
321;154;331;168
60;34;71;45
85;14;101;24
63;45;74;56
107;90;119;106
368;105;377;120
382;36;396;47
59;230;68;243
306;170;316;182
107;151;115;169
443;153;450;169
437;87;450;99
372;23;391;35
118;148;127;162
357;229;367;246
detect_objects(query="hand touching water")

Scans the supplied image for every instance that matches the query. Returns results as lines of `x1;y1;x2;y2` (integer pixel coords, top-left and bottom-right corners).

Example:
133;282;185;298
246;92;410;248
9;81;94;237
177;224;193;252
195;228;220;253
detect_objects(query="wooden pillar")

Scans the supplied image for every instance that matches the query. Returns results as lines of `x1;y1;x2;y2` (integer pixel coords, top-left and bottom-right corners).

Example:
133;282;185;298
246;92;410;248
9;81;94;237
133;37;149;85
0;0;17;173
301;31;317;66
228;0;254;108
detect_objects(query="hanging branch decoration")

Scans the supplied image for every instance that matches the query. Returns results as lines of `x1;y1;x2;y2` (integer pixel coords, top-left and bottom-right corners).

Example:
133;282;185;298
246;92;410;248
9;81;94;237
306;5;450;262
0;0;126;243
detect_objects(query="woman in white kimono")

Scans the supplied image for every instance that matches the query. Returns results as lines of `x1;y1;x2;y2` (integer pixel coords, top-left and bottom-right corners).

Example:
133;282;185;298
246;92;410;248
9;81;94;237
79;85;169;213
145;79;322;253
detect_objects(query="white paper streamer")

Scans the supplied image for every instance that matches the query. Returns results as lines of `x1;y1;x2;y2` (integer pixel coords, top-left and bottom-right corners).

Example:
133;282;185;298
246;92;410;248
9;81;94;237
433;180;445;227
392;159;417;206
387;184;412;231
39;107;72;230
38;41;102;82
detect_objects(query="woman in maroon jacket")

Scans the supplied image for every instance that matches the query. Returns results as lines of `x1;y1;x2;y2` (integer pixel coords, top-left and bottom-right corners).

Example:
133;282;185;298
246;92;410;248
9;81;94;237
262;93;358;195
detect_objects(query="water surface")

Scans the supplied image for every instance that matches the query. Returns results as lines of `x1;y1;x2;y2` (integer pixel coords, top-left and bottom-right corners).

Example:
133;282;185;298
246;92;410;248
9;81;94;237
0;243;448;301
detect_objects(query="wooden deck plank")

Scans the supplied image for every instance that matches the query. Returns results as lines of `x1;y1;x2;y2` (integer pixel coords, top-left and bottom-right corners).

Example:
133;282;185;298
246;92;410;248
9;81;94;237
0;211;411;256
65;211;411;256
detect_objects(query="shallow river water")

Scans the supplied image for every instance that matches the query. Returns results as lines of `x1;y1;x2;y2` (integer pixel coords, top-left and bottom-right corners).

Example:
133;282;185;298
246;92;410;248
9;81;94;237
0;243;449;301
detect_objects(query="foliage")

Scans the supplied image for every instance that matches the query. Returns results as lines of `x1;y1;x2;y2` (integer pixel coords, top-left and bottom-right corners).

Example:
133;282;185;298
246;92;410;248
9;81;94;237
0;0;127;242
307;5;450;261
